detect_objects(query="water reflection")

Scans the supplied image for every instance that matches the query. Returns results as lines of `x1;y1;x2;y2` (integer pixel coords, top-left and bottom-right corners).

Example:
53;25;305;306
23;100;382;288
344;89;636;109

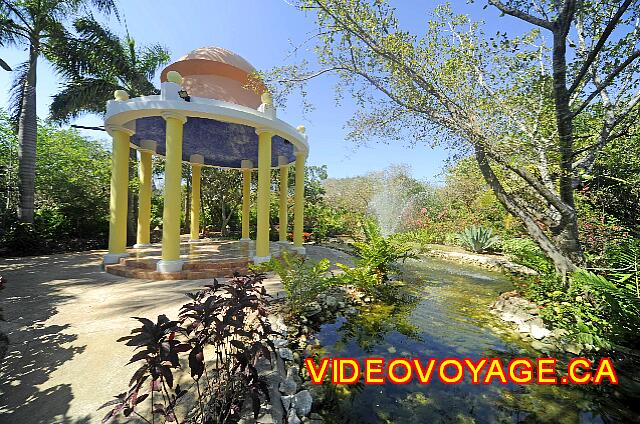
313;257;638;423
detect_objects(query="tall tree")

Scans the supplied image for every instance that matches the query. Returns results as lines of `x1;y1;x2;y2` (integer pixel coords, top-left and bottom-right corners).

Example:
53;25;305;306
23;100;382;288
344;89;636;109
0;0;117;223
47;16;170;120
201;168;243;236
264;0;640;276
47;16;170;245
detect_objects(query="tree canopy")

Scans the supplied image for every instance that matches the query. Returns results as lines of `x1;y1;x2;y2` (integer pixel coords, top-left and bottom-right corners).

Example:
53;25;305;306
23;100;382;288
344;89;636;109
262;0;640;275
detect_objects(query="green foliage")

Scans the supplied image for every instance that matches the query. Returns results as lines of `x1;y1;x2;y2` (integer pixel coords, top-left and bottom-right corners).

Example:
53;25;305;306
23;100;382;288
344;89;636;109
606;237;640;299
501;237;554;274
352;220;415;281
337;221;415;295
0;115;111;254
583;128;640;230
305;202;349;242
0;222;47;256
335;263;380;295
260;251;334;312
576;197;631;267
457;226;499;253
35;123;111;238
47;16;170;121
571;270;640;345
522;269;640;349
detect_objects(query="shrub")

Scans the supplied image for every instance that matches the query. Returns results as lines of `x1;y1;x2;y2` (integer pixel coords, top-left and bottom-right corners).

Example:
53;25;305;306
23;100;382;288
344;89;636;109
101;274;277;423
501;237;554;274
260;251;335;313
571;270;640;346
0;221;48;256
605;237;640;297
336;221;415;296
457;225;498;253
521;270;640;349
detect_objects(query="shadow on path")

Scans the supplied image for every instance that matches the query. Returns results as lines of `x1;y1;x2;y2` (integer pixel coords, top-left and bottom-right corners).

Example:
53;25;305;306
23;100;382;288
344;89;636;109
0;252;103;424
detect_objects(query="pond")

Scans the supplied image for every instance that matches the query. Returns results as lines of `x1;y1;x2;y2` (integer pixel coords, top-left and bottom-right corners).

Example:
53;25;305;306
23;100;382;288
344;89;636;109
312;256;639;423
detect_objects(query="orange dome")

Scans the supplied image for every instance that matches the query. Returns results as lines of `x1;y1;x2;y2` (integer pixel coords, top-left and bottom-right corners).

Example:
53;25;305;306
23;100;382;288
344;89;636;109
160;47;265;108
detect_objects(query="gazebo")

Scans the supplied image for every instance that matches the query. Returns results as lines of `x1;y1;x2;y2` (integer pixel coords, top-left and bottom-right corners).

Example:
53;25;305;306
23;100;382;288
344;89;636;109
102;47;309;278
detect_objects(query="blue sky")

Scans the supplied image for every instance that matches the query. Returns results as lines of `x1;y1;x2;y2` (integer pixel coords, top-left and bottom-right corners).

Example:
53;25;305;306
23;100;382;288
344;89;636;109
0;0;524;182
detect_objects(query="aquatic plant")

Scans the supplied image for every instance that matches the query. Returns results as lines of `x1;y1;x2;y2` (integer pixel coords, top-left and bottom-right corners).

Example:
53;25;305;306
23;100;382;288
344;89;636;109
457;225;498;253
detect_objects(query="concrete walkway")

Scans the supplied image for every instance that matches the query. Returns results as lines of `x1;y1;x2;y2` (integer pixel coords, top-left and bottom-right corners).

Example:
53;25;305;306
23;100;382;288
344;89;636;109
0;245;351;424
0;250;280;424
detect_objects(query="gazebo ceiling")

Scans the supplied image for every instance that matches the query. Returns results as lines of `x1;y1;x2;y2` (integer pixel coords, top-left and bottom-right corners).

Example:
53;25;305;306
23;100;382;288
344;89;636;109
131;116;296;168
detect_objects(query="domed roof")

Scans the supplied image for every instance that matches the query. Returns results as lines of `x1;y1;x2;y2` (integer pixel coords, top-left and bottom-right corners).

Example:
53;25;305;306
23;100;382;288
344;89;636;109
178;47;257;74
160;46;265;108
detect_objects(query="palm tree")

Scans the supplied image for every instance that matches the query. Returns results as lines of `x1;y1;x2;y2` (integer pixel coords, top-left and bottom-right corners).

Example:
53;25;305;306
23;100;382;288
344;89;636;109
48;17;170;120
48;17;170;245
0;0;117;223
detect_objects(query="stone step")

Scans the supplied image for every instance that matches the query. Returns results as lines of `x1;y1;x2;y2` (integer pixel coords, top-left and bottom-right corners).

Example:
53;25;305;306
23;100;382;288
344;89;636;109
104;263;250;280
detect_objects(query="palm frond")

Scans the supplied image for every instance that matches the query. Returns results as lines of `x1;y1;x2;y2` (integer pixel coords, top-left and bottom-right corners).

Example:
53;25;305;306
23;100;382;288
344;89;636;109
49;77;120;122
0;57;11;71
73;16;129;74
138;44;171;81
8;61;29;130
86;0;120;20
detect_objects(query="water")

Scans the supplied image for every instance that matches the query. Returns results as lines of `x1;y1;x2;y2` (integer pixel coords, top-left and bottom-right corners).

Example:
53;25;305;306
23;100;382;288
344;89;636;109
311;257;640;423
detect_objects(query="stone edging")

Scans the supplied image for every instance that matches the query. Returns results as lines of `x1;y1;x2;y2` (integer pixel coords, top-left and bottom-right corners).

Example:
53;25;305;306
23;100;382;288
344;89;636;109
490;291;584;355
423;249;538;276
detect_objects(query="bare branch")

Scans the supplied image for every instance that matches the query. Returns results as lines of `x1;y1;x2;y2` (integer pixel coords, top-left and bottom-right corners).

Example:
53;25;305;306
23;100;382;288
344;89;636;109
568;0;635;95
488;0;553;30
571;49;640;118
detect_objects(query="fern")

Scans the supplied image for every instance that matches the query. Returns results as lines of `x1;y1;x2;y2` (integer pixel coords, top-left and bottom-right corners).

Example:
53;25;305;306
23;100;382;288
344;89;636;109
571;270;640;342
608;240;640;299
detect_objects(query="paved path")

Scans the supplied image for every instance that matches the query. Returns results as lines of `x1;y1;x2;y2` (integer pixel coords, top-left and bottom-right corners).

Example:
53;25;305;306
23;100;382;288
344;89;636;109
0;245;349;424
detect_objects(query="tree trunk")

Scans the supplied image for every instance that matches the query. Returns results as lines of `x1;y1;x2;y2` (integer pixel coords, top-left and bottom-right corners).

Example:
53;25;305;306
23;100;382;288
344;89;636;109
126;149;137;246
17;44;38;224
220;196;230;236
473;144;578;277
549;20;584;271
185;169;191;233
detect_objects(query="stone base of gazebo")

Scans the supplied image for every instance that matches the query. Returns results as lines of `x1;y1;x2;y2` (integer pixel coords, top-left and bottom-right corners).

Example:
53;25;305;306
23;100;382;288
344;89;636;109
104;238;287;280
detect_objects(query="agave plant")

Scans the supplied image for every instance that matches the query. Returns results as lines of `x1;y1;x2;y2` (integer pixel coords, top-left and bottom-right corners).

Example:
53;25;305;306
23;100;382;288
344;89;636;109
457;226;499;253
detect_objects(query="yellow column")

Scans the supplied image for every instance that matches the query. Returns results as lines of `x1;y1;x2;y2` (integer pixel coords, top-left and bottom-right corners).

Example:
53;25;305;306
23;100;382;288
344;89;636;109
135;148;153;248
189;159;202;242
158;111;187;272
241;160;252;241
293;151;306;254
278;156;289;243
104;124;132;264
255;129;272;261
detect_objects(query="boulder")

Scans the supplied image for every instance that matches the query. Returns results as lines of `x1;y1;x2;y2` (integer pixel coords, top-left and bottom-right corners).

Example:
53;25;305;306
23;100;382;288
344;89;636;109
304;302;322;317
324;295;338;309
501;309;532;326
273;338;289;348
288;409;302;424
279;347;294;361
287;367;302;385
292;390;313;417
279;377;297;395
527;318;551;340
281;394;293;411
